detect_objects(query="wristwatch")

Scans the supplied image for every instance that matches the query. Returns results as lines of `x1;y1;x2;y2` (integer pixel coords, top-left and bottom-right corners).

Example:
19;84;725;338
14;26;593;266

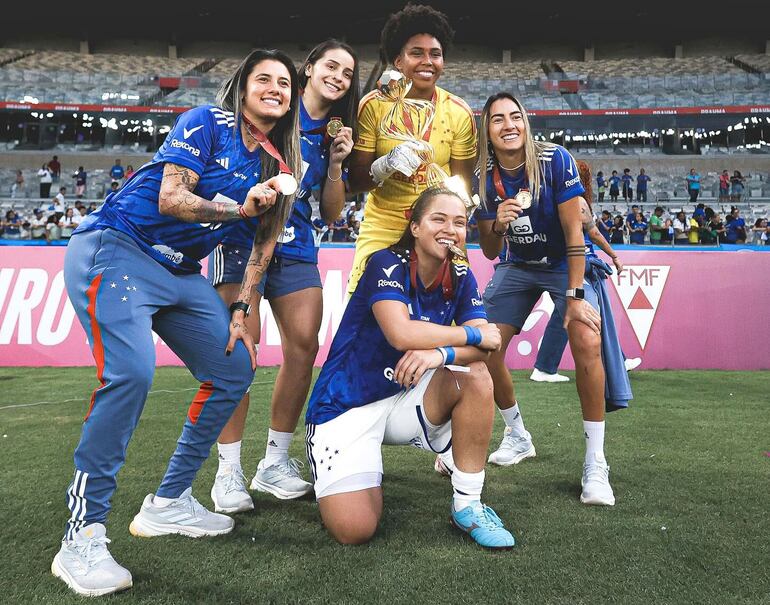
565;288;585;300
229;301;252;316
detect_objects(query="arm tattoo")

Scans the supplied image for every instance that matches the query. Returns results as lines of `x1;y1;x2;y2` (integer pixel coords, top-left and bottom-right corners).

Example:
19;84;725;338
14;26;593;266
159;163;241;223
236;241;276;306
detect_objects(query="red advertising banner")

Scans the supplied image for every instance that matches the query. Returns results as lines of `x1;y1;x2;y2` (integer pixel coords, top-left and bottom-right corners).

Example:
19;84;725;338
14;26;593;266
1;246;768;370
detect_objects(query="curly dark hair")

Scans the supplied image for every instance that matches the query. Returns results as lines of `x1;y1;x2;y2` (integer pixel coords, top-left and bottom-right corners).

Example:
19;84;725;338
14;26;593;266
381;3;454;64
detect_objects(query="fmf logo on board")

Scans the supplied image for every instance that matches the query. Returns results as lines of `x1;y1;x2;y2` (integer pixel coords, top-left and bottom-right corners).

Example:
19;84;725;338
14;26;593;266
611;265;670;349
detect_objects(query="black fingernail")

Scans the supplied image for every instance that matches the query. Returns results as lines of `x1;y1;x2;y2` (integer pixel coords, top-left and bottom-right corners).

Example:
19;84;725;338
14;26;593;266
226;351;231;356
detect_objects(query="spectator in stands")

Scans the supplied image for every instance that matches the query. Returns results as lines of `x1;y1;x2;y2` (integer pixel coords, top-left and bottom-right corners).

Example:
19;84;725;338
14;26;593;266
87;201;98;214
719;170;730;203
10;170;25;198
685;168;700;204
2;209;23;238
54;186;67;207
609;215;625;244
73;166;87;198
693;203;706;221
725;207;747;244
109;182;120;194
636;168;650;203
597;210;612;241
629;211;647;244
673;210;690;245
331;214;350;242
37;163;53;198
621;168;633;202
59;207;78;239
52;192;65;214
125;164;135;180
688;214;700;245
649;206;665;244
596;171;606;203
110;159;125;184
44;213;60;243
312;216;330;245
751;218;767;245
730;170;745;203
48;155;61;183
349;217;361;241
77;206;88;223
608;170;620;202
29;208;47;240
625;204;639;230
706;213;727;244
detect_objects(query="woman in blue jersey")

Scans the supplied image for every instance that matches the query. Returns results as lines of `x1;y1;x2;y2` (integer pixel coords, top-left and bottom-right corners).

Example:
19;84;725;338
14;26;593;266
52;49;302;597
205;40;360;513
461;92;623;507
305;186;515;550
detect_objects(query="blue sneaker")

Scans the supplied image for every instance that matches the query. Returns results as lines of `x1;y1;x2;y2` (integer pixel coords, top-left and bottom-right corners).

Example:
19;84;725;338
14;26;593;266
450;503;515;550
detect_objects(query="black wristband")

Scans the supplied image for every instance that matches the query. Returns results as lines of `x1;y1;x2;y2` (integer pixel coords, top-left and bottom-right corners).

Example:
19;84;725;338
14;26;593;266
229;301;251;316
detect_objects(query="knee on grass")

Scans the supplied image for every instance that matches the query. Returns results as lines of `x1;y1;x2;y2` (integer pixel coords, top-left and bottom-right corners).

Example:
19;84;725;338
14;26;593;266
323;511;379;546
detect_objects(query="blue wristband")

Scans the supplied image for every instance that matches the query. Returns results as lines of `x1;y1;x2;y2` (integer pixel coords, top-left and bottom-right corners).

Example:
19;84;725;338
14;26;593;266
444;346;456;365
463;325;482;346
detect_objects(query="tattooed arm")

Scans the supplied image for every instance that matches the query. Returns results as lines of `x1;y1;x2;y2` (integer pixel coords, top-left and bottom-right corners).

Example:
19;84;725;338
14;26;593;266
158;163;280;222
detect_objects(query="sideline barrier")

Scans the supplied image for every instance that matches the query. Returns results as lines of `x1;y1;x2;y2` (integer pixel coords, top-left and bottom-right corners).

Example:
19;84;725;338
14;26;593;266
0;246;768;370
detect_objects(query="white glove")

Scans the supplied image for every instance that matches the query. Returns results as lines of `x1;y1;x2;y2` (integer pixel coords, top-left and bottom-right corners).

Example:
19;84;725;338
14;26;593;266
369;140;426;185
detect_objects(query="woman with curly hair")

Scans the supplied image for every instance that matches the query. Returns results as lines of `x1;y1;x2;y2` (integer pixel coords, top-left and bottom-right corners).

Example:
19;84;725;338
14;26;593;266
347;3;477;294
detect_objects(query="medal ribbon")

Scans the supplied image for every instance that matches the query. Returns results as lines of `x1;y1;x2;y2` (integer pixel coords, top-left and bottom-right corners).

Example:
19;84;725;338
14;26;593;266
241;114;292;174
400;90;437;143
409;248;454;301
492;162;530;200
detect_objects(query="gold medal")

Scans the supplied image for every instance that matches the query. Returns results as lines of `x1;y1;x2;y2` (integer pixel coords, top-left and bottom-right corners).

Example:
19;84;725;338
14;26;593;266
448;244;467;261
515;189;532;210
326;117;343;138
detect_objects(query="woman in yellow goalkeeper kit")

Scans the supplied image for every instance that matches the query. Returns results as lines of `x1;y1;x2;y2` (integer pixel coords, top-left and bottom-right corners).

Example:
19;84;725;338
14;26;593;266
347;3;477;294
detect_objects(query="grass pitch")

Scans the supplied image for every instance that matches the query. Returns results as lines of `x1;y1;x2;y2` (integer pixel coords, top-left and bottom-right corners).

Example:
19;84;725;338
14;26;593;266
0;367;768;604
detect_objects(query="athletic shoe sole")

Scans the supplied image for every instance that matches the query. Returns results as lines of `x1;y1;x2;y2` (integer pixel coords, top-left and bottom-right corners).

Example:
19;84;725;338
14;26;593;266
580;492;616;506
487;445;537;466
449;516;514;551
210;488;255;514
128;515;234;538
249;476;312;500
51;553;132;597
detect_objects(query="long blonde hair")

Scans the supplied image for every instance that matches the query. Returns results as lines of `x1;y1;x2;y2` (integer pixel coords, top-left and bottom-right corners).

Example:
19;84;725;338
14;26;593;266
478;92;552;210
216;49;301;244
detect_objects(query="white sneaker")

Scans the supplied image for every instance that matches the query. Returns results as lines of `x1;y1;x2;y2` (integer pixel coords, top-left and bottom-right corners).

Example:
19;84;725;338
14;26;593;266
434;454;454;477
250;458;313;500
51;523;132;597
129;487;234;537
580;453;616;506
487;427;536;466
530;368;570;383
624;357;642;371
211;465;254;514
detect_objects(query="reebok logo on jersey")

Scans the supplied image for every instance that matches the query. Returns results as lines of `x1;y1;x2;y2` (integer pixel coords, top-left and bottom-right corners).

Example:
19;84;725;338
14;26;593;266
382;264;399;278
183;125;204;139
471;298;484;307
216;157;230;170
170;139;200;157
565;175;581;187
377;279;404;291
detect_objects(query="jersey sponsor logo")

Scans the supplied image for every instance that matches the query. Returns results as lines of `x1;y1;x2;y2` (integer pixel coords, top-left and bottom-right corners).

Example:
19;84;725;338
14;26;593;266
152;244;184;265
216;157;230;170
377;279;404;291
382;263;399;278
383;367;395;381
233;171;248;181
509;215;533;235
278;225;295;244
610;265;670;349
183;125;204;139
170;138;200;157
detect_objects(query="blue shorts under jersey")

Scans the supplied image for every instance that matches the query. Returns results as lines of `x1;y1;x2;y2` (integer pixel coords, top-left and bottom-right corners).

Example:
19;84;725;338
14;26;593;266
473;144;584;270
74;104;263;275
305;248;487;426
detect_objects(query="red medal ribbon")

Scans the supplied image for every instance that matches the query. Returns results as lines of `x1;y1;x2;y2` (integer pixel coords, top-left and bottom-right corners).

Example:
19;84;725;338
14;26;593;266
400;90;437;143
241;114;292;174
409;248;454;301
492;162;530;200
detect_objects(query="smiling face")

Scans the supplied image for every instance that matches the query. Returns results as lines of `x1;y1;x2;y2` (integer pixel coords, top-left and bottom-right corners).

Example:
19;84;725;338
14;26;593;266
411;193;467;262
487;97;526;157
242;59;292;124
394;34;444;95
305;48;354;105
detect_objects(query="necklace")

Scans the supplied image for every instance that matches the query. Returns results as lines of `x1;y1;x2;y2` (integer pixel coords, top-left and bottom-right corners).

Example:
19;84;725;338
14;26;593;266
498;159;525;171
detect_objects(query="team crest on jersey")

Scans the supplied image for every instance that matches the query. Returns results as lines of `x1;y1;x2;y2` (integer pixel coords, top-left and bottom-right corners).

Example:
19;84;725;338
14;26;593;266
278;225;296;244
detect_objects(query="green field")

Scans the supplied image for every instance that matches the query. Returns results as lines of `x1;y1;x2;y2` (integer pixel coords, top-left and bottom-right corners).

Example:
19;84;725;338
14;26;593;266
0;367;768;604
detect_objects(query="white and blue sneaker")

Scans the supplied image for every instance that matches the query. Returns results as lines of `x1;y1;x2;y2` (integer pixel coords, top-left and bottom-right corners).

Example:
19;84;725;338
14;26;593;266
450;502;515;550
211;464;254;514
488;427;536;466
250;458;313;500
129;487;234;537
52;523;132;597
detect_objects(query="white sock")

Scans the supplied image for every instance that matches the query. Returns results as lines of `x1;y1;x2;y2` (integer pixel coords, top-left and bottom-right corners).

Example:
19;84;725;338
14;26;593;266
152;494;176;508
583;420;606;464
451;467;485;511
264;429;292;466
217;440;242;473
499;403;526;436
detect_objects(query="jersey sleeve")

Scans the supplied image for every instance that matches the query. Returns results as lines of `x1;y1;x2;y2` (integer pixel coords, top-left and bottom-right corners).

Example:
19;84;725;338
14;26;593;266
448;95;478;161
453;269;488;325
156;106;217;175
551;146;585;204
353;93;379;153
362;250;410;307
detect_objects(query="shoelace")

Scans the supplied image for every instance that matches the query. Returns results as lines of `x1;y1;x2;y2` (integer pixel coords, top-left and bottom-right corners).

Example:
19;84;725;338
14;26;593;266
178;493;209;520
74;536;111;569
274;457;305;478
502;432;530;449
584;463;610;483
221;467;248;495
471;504;505;531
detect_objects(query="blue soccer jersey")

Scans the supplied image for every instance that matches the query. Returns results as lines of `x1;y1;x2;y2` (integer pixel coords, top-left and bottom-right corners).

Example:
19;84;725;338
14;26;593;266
305;248;487;425
75;105;263;274
222;97;343;263
474;144;584;269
